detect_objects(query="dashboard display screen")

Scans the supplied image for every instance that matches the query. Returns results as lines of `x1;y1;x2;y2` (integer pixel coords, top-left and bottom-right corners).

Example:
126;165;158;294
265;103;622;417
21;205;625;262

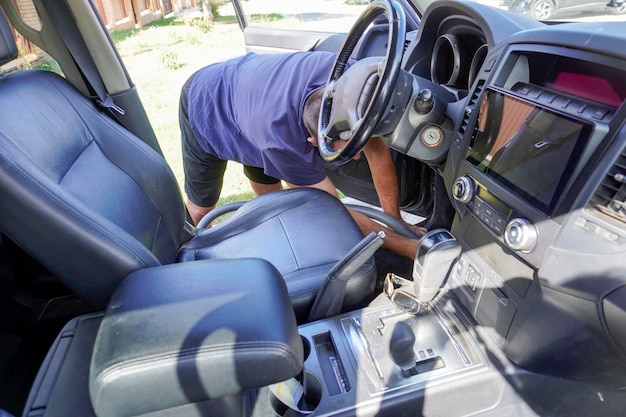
467;89;591;214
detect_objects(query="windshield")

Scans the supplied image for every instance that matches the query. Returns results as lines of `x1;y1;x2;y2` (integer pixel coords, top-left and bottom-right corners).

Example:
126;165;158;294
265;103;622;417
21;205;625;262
231;0;625;31
411;0;626;22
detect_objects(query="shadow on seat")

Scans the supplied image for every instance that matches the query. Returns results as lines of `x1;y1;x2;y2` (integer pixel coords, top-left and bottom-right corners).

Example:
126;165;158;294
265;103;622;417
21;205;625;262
0;17;375;322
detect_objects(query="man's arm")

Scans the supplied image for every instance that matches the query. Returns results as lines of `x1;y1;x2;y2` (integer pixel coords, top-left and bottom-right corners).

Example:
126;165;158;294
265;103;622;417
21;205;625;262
186;200;215;226
362;137;401;220
306;134;400;218
287;176;419;259
286;177;339;197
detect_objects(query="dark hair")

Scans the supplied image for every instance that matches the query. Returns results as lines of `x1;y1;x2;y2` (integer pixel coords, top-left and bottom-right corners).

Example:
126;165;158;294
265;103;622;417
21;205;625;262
303;87;324;139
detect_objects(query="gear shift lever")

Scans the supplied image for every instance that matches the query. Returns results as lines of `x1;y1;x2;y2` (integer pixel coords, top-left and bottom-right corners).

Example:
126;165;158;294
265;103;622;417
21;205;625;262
412;229;461;305
389;321;417;376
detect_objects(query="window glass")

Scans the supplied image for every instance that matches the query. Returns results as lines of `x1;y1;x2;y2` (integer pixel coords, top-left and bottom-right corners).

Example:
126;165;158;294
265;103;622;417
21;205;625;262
1;0;61;75
222;0;370;32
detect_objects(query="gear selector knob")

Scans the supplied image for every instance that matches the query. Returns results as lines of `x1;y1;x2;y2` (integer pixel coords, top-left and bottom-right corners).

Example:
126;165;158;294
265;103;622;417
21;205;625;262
389;321;417;372
413;229;461;304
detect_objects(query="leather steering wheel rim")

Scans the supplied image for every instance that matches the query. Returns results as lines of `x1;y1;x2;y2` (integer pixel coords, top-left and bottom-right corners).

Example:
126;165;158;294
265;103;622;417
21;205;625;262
318;0;406;163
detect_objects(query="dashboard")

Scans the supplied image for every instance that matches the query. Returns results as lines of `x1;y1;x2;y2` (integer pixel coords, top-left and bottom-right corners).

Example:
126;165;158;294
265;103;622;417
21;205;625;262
392;0;626;390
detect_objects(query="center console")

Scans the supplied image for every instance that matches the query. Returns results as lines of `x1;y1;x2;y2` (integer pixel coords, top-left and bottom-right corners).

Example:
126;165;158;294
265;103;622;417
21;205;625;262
256;231;503;417
24;236;513;417
263;297;491;417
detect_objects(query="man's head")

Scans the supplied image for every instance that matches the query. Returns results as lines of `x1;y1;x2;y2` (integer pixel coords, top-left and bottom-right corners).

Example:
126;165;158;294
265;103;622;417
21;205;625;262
303;87;346;153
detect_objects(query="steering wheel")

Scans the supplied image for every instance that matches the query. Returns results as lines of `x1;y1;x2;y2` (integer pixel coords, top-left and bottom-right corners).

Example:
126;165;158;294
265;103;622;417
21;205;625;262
318;0;406;163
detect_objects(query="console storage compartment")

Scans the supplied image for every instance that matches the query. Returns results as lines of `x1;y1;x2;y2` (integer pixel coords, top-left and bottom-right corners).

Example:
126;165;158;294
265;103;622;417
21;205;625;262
23;258;304;417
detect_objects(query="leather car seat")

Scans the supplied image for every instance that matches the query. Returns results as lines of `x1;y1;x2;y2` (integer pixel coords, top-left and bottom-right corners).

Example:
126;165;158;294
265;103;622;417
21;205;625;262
0;13;375;322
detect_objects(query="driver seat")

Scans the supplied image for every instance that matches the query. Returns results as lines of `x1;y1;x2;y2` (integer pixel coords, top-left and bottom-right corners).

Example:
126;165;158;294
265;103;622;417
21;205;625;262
0;17;375;321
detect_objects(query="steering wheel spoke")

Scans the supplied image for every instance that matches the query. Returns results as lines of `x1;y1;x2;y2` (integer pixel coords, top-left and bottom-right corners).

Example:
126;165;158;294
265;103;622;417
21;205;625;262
318;0;406;163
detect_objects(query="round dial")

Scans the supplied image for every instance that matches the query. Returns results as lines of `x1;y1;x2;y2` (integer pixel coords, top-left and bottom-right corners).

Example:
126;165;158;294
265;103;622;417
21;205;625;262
452;176;474;204
504;218;537;253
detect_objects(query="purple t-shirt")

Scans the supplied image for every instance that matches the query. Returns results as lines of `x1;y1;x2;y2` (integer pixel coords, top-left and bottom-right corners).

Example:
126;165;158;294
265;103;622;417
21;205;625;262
187;51;337;186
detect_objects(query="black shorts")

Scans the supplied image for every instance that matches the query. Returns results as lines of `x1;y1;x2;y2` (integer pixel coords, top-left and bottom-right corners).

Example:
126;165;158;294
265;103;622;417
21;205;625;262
179;75;280;208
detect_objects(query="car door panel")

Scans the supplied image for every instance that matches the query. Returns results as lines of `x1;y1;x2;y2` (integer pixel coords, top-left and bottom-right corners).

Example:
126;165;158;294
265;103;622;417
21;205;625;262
243;27;347;53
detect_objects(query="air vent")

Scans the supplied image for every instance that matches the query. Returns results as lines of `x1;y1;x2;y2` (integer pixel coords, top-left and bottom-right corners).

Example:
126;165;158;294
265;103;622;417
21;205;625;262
590;148;626;225
458;80;485;137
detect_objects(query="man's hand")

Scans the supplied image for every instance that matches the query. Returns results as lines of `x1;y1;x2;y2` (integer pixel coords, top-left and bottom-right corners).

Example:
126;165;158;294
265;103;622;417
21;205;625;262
407;224;428;238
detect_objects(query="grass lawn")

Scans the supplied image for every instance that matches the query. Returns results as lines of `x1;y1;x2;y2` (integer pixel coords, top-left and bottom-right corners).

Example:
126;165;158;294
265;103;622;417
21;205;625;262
114;12;258;207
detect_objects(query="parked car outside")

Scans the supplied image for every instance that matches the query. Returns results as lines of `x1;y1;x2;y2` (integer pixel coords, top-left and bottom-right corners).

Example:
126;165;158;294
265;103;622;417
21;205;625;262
503;0;626;20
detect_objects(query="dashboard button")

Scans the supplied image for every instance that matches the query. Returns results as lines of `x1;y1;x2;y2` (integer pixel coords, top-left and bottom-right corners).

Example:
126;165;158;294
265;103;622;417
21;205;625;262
585;106;609;120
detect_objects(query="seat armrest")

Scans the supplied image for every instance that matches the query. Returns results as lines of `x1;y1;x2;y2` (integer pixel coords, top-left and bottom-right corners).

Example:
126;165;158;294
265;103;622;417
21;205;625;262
89;259;303;417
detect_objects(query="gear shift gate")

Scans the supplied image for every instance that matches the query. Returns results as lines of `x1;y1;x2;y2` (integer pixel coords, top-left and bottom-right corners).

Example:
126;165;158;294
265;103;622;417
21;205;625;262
341;304;478;394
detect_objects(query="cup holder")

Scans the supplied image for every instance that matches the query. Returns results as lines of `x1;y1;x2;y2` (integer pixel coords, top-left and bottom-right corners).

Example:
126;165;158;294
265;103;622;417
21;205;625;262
269;371;322;416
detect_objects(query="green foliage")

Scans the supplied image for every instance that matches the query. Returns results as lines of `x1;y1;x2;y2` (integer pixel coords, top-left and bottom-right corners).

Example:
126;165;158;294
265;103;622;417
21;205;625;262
111;16;183;43
159;50;182;70
210;0;221;18
214;14;239;24
198;0;220;19
147;16;185;27
188;17;213;33
35;59;62;74
110;27;136;43
249;13;284;23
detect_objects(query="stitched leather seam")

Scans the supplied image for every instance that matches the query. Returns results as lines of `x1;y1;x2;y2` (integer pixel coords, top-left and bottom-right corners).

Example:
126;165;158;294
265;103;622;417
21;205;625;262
277;215;300;269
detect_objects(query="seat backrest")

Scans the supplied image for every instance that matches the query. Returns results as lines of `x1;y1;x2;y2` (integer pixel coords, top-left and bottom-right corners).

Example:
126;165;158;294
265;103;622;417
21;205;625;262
0;10;16;67
0;19;187;308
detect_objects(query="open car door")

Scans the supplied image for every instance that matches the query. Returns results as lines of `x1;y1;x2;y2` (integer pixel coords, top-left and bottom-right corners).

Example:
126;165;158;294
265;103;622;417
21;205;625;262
228;0;436;221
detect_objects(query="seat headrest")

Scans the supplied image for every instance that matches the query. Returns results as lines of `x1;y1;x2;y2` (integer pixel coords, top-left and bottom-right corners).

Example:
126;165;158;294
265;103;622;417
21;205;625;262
0;10;18;66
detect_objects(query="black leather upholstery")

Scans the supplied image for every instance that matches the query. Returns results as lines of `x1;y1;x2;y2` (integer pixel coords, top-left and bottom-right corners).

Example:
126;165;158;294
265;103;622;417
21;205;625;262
90;259;302;417
179;188;376;320
0;55;375;316
0;70;186;307
0;10;17;66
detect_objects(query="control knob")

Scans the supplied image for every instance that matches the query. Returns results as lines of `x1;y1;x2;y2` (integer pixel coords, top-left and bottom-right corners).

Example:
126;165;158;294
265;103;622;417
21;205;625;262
452;176;474;204
414;89;434;114
389;321;417;376
504;218;537;252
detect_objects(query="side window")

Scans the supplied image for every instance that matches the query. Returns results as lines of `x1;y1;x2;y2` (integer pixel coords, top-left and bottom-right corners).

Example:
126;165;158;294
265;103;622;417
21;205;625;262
0;0;61;75
223;0;369;32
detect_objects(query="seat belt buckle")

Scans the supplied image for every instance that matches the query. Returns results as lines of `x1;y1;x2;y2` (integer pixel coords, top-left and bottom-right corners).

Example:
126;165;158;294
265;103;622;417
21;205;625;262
97;95;126;116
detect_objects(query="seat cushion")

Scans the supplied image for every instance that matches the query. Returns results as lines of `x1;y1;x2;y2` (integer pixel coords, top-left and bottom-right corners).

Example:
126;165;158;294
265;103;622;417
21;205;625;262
177;188;377;320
